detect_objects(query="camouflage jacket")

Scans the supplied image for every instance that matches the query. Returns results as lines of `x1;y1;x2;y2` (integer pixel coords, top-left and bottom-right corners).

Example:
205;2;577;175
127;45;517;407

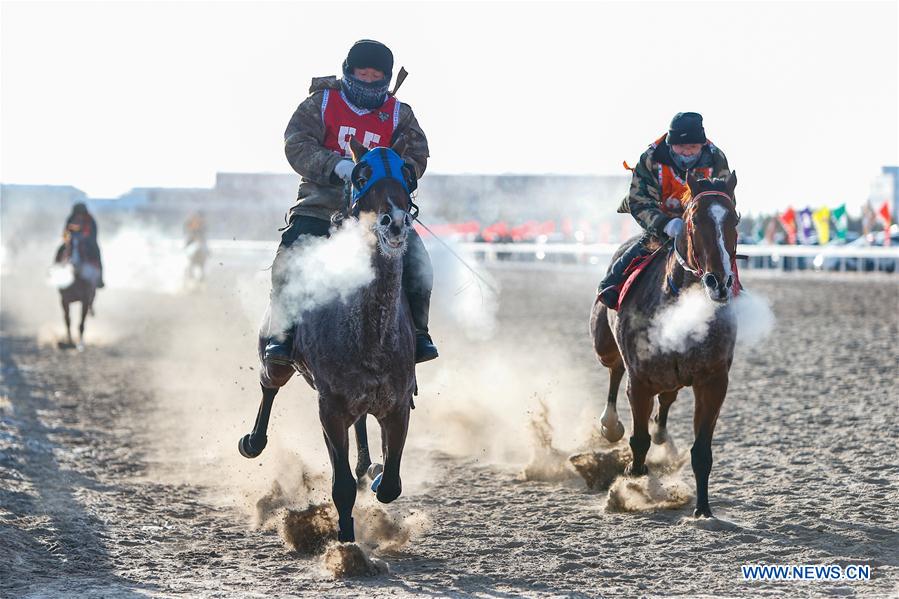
617;137;730;238
284;76;429;222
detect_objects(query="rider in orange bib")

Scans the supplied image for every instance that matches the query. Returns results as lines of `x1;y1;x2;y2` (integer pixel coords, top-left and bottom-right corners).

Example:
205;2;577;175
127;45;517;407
597;112;731;309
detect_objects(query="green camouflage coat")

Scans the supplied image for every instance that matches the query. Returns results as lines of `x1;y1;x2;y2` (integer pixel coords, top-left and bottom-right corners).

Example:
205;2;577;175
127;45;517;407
284;76;429;222
618;137;730;238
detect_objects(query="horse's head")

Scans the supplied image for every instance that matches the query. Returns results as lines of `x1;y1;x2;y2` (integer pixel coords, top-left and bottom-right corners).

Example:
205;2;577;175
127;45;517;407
683;171;739;303
347;137;417;259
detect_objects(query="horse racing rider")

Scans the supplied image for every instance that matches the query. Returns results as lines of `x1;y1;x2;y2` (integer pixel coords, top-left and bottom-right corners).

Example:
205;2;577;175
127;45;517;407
54;202;105;288
597;112;730;309
262;39;438;365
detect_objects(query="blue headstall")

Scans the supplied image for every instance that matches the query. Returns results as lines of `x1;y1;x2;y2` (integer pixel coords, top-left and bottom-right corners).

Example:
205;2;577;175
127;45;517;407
349;147;417;216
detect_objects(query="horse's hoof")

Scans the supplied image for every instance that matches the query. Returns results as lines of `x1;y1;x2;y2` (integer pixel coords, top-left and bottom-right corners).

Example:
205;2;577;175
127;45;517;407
370;472;383;493
651;429;668;445
376;478;402;504
601;420;625;443
366;463;384;480
693;506;713;518
238;434;266;459
624;462;648;477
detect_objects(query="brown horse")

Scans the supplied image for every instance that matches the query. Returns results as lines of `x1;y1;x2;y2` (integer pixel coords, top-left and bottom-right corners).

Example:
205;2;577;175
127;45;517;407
590;172;739;518
56;232;100;349
239;137;418;543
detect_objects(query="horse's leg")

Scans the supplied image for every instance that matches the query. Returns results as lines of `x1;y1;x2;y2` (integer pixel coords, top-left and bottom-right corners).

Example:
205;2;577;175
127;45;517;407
374;402;410;504
593;302;626;443
691;373;728;518
62;298;73;345
600;361;626;442
652;390;678;444
78;300;88;346
625;380;653;476
238;385;278;458
353;415;374;482
320;400;357;542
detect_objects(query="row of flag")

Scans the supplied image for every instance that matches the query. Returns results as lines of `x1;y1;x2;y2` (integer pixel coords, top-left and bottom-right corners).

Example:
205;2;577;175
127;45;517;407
777;201;892;245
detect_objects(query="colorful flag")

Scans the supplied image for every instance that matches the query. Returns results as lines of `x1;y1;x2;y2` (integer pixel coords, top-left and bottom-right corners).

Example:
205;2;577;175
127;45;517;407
812;207;831;244
798;207;814;244
779;207;797;244
832;204;848;241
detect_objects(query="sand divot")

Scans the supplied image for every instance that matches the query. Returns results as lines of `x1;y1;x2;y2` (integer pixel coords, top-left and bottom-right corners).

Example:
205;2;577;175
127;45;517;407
321;542;388;578
569;445;630;490
606;436;692;512
279;504;337;554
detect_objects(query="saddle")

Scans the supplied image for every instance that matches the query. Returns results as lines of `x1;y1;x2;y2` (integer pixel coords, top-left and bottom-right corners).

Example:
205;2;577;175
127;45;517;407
616;247;665;309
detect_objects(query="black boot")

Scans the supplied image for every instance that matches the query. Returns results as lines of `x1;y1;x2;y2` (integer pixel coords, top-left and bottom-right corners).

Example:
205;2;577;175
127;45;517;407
407;291;438;363
597;239;652;310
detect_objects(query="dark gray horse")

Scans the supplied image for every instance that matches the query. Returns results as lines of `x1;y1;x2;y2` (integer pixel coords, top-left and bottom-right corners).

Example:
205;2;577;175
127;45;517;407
57;233;99;349
239;138;417;543
590;172;740;518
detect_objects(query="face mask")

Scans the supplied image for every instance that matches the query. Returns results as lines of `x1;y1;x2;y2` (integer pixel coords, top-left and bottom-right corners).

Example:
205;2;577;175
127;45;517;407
340;74;390;110
670;147;702;170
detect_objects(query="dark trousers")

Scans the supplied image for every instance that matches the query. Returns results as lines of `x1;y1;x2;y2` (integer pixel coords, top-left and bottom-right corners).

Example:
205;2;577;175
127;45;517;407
598;232;655;292
269;215;434;334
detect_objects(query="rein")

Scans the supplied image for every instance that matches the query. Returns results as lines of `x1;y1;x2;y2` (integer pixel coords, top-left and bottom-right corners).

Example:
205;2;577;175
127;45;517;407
669;190;736;291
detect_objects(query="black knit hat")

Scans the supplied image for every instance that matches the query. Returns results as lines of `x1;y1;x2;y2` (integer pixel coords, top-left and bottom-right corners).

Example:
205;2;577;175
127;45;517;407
342;39;393;81
666;112;707;145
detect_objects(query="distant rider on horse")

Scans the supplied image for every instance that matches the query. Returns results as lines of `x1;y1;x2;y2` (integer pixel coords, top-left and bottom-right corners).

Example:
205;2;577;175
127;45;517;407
184;211;207;246
55;202;105;288
263;39;438;365
597;112;730;309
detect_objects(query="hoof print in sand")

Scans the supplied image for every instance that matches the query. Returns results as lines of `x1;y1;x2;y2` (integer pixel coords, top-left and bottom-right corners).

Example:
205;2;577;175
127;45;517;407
323;542;388;578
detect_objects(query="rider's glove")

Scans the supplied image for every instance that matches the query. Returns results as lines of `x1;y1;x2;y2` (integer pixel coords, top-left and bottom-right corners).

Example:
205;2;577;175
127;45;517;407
663;217;684;239
333;159;354;183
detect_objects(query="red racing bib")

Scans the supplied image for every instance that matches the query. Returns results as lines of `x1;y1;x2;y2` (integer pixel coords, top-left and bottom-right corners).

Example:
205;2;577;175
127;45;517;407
321;89;400;157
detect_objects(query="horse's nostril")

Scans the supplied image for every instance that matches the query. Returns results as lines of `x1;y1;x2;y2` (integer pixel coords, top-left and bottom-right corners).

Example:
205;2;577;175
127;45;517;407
404;214;412;227
379;215;391;227
703;273;718;289
725;275;734;289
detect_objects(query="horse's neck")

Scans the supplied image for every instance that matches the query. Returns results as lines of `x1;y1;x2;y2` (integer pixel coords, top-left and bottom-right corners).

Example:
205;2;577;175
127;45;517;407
359;251;405;333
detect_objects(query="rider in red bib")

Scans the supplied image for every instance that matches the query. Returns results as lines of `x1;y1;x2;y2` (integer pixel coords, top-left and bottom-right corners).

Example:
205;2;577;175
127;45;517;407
263;40;437;365
597;112;730;309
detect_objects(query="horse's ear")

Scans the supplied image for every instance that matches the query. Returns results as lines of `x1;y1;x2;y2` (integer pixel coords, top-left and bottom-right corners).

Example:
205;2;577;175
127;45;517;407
725;170;738;195
349;137;368;162
687;170;701;194
391;136;408;158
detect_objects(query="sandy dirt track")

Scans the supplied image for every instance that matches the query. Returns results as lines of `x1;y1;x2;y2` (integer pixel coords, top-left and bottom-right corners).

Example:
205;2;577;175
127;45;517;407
1;257;898;597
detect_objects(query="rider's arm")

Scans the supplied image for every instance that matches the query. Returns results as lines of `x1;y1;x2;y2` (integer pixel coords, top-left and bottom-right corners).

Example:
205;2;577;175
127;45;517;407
392;102;429;178
626;151;672;237
284;92;344;185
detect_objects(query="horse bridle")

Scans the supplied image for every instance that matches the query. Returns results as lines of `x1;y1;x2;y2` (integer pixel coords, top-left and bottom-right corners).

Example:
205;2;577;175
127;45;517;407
672;190;736;277
344;147;419;221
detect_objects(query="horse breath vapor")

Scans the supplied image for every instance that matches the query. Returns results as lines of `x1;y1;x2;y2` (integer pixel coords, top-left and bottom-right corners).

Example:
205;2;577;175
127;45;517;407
273;216;377;332
647;286;775;355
